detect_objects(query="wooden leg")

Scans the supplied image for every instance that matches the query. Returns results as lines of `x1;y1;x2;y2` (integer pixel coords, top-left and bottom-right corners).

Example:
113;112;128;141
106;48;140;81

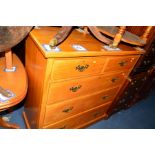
0;117;20;129
110;26;126;48
5;50;13;70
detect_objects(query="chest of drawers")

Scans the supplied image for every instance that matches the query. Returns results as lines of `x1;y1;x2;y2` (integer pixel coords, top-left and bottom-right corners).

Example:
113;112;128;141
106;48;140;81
23;27;144;129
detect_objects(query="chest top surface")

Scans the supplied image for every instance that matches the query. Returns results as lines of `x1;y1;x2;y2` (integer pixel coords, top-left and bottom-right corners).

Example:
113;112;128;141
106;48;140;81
29;27;145;58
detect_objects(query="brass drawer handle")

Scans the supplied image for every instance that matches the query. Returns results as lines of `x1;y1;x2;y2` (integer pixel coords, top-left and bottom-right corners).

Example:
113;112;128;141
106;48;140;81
70;85;82;92
59;125;66;129
62;106;73;113
118;60;128;67
102;95;109;100
93;111;101;117
76;64;89;72
111;77;119;83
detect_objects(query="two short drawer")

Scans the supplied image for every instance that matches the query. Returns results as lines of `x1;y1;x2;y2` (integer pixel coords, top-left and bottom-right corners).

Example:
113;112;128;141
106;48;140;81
51;55;139;81
43;102;111;129
44;87;119;126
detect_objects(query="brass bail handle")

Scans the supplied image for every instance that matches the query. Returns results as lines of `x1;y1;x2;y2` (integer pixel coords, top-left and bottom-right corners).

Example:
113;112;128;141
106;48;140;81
62;107;74;113
70;85;82;92
76;64;89;72
111;77;119;83
118;60;128;67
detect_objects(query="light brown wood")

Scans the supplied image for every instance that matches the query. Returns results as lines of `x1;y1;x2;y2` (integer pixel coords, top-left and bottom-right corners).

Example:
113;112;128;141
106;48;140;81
47;72;126;104
0;117;20;129
43;102;111;129
0;54;27;110
127;26;146;36
51;57;106;81
141;26;153;42
29;27;144;58
0;53;27;128
24;36;48;128
44;87;119;126
111;26;126;48
22;111;30;129
23;27;143;129
97;26;152;46
103;56;139;73
49;26;72;47
5;50;13;70
87;26;112;45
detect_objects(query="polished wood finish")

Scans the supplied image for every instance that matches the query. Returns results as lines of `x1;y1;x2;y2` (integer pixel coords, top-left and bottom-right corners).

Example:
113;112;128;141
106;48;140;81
23;27;143;128
0;54;27;110
127;26;146;36
87;26;112;45
103;56;139;73
22;111;30;129
44;87;119;125
24;37;48;128
43;102;110;129
51;57;106;81
0;53;27;128
30;27;143;58
47;72;127;104
0;26;31;129
111;26;126;48
141;26;153;42
0;117;20;129
49;26;72;47
43;26;154;49
98;26;153;47
5;50;13;70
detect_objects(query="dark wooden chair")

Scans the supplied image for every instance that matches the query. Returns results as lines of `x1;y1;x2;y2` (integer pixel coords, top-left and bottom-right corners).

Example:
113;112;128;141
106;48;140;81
49;26;153;48
89;26;153;48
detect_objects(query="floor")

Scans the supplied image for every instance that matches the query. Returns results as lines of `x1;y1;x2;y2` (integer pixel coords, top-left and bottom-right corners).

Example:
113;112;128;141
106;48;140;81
1;89;155;129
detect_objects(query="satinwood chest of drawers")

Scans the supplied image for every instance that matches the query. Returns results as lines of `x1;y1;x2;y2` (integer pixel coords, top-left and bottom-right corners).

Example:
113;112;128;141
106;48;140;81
23;27;144;129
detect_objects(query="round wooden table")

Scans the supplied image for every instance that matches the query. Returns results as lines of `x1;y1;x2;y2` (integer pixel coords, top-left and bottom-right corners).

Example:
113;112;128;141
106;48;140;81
0;53;27;128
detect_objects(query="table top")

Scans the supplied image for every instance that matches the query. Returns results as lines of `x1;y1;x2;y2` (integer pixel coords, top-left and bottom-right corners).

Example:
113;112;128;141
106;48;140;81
29;27;145;58
0;53;27;110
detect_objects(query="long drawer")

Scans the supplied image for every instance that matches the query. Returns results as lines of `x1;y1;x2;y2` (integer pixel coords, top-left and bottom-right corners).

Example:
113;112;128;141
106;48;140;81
51;57;107;81
44;87;119;125
103;55;139;72
47;72;126;104
43;102;111;129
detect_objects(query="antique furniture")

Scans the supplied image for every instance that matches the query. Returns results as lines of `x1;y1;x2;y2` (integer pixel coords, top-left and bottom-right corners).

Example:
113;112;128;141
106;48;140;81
23;27;144;129
95;26;152;47
49;26;153;48
0;26;32;128
108;26;155;115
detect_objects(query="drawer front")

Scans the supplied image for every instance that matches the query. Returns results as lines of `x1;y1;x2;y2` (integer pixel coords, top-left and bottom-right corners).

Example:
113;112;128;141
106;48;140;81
51;57;106;81
103;56;139;72
47;72;126;104
43;102;111;129
44;87;119;125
